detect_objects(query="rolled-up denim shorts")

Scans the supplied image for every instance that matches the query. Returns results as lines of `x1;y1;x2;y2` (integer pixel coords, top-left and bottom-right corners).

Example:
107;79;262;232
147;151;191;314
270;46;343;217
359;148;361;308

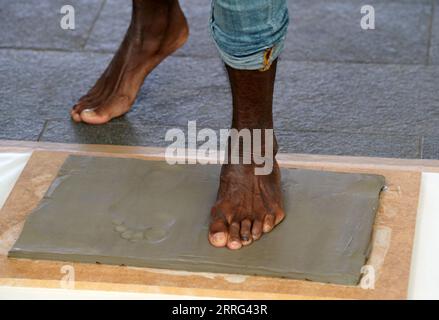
210;0;289;71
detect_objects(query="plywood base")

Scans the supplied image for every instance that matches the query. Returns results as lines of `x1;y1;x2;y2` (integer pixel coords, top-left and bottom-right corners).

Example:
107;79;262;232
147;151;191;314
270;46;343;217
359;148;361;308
0;140;435;299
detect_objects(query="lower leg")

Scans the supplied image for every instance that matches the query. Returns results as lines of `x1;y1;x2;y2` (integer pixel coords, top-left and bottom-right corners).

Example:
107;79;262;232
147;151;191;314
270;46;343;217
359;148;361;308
71;0;188;124
208;0;288;249
209;60;285;250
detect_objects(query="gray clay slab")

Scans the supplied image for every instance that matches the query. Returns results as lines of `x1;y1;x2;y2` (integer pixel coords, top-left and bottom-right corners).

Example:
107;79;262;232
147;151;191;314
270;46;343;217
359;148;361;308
9;155;385;285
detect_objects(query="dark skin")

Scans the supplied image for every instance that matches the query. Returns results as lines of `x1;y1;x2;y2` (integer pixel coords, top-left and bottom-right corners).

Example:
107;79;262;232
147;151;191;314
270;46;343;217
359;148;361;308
209;61;285;249
71;0;285;249
71;0;189;124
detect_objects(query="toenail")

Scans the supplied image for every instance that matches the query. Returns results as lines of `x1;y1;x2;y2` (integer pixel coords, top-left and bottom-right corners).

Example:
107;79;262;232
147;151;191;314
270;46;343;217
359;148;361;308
213;233;225;242
263;226;272;233
230;242;239;248
231;242;242;249
241;235;249;242
82;109;96;115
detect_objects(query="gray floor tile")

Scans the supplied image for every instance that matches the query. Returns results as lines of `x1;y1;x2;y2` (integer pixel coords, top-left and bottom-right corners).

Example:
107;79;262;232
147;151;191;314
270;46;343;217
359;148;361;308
0;0;104;50
85;0;219;59
285;0;432;64
0;118;45;141
40;118;421;159
4;48;439;136
40;119;168;146
422;135;439;159
277;130;421;158
40;119;199;147
179;0;218;58
430;0;439;64
0;49;113;120
83;0;131;52
274;60;439;136
0;49;230;123
85;0;432;65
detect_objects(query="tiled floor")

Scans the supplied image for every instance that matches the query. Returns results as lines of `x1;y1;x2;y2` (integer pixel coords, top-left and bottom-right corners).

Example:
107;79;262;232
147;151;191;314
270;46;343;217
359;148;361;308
0;0;438;159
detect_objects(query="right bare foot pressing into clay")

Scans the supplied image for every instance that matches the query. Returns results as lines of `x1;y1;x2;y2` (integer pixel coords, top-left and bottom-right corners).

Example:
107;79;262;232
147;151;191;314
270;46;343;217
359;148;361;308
71;0;188;124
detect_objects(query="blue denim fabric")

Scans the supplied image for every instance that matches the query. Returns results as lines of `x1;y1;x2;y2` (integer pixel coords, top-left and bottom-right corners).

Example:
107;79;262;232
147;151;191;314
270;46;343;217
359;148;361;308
210;0;289;70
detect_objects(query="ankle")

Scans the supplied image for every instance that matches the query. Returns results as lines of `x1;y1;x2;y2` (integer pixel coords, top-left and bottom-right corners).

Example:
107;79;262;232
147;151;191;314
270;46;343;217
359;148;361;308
130;2;170;32
225;129;278;165
129;0;187;51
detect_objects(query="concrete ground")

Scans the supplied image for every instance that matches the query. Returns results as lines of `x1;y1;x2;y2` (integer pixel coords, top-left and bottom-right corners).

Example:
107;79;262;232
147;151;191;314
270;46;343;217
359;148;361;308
0;0;438;159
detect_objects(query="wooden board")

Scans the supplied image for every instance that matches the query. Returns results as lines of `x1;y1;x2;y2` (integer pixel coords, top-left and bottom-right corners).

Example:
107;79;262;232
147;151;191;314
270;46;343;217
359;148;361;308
0;140;436;299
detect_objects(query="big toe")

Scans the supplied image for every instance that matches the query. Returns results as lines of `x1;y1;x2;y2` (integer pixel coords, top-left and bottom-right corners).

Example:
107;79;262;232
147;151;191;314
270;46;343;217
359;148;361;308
208;219;228;248
263;214;275;233
274;206;286;226
80;108;111;125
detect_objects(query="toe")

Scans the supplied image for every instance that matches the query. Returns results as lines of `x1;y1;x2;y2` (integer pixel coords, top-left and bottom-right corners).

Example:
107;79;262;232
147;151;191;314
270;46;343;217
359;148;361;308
263;214;275;233
227;222;242;250
80;108;111;125
208;219;228;248
71;98;95;122
240;219;252;246
72;113;81;122
72;94;95;112
71;111;82;122
274;206;286;226
71;103;82;118
251;219;263;241
79;95;132;125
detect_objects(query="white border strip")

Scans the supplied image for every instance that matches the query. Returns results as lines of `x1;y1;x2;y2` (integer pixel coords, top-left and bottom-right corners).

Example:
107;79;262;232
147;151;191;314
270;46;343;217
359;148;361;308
0;152;32;210
409;172;439;299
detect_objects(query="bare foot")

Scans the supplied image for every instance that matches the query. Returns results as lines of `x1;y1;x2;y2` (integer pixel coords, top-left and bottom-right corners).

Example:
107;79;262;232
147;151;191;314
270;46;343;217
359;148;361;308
209;161;285;250
208;59;284;250
71;0;189;124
